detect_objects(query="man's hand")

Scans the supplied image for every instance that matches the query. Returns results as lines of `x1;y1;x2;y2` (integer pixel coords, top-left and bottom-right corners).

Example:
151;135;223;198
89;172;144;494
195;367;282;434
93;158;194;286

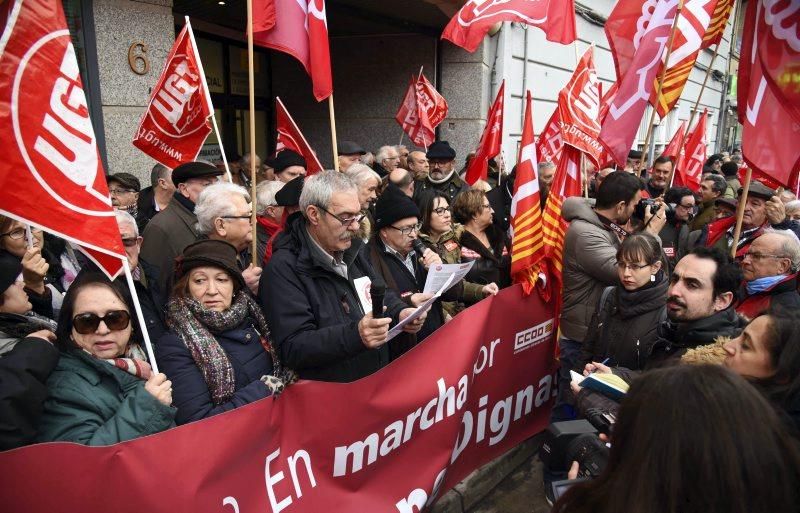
766;195;787;225
242;264;262;295
482;283;499;296
21;247;48;295
583;361;612;376
643;200;667;236
399;306;429;333
409;292;434;307
419;247;442;270
358;312;392;348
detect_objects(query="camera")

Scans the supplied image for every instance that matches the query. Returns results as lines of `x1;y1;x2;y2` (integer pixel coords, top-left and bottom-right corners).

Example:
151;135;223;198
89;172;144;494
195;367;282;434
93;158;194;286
539;420;609;477
633;198;674;220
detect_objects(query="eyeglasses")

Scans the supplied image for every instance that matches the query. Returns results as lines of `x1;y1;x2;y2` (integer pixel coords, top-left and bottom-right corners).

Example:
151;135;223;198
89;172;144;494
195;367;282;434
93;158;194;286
389;223;422;236
480;203;492;211
0;227;42;240
616;261;651;271
220;214;253;221
121;237;140;247
432;207;451;216
318;206;365;227
429;160;452;167
742;252;788;261
677;203;696;209
109;188;136;195
72;310;131;334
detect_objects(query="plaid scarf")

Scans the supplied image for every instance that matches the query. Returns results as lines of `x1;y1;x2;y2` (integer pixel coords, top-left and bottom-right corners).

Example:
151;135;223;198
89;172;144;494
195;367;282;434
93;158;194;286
87;343;153;380
167;291;292;405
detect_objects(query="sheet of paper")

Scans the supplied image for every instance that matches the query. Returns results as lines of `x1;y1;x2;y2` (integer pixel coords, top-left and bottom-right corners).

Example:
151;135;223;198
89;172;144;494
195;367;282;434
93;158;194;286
422;261;475;294
570;370;586;385
386;274;455;342
352;276;373;316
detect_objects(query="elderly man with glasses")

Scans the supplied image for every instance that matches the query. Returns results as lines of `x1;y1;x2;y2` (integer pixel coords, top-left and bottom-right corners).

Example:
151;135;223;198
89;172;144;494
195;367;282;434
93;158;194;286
415;141;470;205
735;230;800;318
260;171;426;383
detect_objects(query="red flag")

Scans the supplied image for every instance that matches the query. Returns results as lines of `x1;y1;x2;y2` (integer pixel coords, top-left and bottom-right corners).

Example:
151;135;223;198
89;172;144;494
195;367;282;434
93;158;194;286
678;109;708;190
737;0;800;187
599;0;678;168
510;91;545;294
662;120;687;160
275;97;324;175
442;0;576;53
558;47;603;165
0;0;124;277
253;0;332;102
595;82;619;167
133;23;213;170
536;108;563;165
464;81;504;185
415;73;448;128
395;75;435;148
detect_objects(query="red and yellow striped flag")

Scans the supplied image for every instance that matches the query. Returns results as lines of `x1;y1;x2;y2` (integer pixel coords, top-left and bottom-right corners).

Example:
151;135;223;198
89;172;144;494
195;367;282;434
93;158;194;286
652;0;734;117
510;91;545;294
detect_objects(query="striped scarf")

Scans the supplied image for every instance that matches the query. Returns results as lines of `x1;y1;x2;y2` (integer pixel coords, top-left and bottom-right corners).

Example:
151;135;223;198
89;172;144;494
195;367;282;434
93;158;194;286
89;343;153;380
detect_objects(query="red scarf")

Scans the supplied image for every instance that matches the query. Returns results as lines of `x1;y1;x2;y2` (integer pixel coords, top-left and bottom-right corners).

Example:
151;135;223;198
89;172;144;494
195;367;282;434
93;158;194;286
257;216;283;265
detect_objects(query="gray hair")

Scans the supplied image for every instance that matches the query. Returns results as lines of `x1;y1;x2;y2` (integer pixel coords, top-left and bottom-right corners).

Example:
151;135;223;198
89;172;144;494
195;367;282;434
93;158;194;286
114;210;139;237
299;170;357;216
360;151;375;167
255;180;285;215
762;228;800;272
194;182;250;235
702;173;727;195
344;163;381;187
376;145;396;164
395;144;407;154
390;168;414;188
785;200;800;213
240;152;261;168
730;154;743;164
538;161;556;172
150;163;170;187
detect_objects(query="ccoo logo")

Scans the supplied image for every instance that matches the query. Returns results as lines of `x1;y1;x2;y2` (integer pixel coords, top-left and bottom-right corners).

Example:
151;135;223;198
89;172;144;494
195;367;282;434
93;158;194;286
12;30;111;215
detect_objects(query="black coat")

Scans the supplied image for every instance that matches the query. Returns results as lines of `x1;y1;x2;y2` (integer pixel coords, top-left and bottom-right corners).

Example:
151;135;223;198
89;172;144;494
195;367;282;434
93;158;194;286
580;273;669;371
459;225;511;288
0;336;59;450
155;318;274;425
260;215;407;382
136;186;157;232
486;179;514;233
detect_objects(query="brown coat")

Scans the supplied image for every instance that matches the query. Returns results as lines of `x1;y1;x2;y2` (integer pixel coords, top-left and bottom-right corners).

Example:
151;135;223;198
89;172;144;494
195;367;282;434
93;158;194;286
140;195;200;293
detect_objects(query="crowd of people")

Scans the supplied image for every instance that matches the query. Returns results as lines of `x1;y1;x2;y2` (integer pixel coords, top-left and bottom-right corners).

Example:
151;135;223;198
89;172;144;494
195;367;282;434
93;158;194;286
2;138;800;510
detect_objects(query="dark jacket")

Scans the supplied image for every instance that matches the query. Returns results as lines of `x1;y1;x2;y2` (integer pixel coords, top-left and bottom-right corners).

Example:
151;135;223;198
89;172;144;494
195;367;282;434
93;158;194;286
136;186;157;232
0;336;59;450
140;193;200;293
658;220;690;271
416;174;470;206
260;215;407;382
580;272;669;371
458;224;511;288
486;179;514;233
37;349;175;445
736;273;800;319
155;318;274;425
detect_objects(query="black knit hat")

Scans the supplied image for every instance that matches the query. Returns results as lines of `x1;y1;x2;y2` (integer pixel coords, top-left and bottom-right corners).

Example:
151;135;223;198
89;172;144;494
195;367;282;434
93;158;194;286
172;161;224;185
108;172;141;192
426;141;456;160
374;183;421;230
721;161;739;177
628;149;643;160
174;240;245;290
275;176;304;207
0;250;22;296
274;150;306;174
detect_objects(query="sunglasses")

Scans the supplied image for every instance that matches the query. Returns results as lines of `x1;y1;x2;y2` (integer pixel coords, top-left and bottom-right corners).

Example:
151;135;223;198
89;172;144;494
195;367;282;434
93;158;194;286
72;310;131;334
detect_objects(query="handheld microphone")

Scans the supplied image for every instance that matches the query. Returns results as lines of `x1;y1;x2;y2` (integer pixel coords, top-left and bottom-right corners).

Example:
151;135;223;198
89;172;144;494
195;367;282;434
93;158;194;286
412;239;427;257
370;282;385;318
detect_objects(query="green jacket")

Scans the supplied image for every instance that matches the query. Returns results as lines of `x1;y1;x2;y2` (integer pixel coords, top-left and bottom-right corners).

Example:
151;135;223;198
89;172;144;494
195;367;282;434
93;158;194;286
419;224;484;316
690;200;717;232
37;349;175;446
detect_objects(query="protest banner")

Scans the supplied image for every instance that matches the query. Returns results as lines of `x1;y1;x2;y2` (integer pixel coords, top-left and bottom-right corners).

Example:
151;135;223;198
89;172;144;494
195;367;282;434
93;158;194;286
0;284;558;513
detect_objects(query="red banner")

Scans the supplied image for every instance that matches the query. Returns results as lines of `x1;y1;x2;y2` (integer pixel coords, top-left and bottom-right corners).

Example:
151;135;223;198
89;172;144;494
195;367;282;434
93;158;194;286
680;109;708;190
442;0;576;53
0;285;557;512
558;47;603;165
253;0;332;102
465;81;505;185
133;23;213;169
275;97;324;174
536;107;563;165
396;75;436;148
416;73;448;129
0;0;125;278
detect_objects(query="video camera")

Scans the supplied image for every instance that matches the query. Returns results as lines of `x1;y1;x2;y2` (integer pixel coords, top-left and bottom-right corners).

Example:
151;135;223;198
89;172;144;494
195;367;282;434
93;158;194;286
539;420;609;478
633;198;674;220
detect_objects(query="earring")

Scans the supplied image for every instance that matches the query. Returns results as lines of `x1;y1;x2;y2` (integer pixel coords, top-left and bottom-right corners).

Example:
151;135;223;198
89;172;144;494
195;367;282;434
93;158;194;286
650;274;656;282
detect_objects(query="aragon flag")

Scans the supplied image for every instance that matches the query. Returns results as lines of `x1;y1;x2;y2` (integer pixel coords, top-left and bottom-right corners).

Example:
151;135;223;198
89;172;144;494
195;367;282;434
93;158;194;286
0;0;125;278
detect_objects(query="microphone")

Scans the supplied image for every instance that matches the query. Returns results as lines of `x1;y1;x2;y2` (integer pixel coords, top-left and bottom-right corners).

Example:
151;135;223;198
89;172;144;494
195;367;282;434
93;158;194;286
412;239;428;257
370;282;385;318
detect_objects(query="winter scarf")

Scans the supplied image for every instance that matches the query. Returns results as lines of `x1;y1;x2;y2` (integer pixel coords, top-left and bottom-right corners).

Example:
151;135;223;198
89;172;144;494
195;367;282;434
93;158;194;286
746;274;788;295
95;343;153;380
167;291;292;404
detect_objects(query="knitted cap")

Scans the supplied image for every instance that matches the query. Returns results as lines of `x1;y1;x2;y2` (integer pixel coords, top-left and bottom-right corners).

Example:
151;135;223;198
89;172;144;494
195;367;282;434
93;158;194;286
374;183;421;230
0;250;22;296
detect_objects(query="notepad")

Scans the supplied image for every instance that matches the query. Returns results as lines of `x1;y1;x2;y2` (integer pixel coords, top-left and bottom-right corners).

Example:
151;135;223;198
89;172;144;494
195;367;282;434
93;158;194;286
570;370;629;401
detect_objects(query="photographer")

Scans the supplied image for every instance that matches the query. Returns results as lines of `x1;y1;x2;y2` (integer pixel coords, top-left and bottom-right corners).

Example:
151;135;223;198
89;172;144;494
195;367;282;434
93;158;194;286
658;187;695;269
552;365;800;513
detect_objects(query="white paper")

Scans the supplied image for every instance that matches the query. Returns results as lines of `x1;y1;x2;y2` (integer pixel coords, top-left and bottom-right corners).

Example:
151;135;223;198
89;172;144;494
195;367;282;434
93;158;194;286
386;274;455;342
570;370;586;385
422;261;475;295
352;276;373;316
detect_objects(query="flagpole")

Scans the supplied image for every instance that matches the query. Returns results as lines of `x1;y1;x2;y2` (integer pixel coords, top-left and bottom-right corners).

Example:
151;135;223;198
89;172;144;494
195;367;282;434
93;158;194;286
185;17;232;183
122;259;159;374
399;131;404;147
730;167;752;259
640;0;686;178
246;0;258;266
680;42;721;159
329;95;340;171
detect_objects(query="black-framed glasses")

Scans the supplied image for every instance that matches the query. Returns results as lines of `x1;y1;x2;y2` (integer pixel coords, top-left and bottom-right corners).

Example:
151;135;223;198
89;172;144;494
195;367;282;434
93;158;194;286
389;223;422;236
677;203;696;209
742;252;789;261
73;310;131;334
220;214;253;221
109;188;136;195
0;228;25;240
121;237;140;247
616;261;651;271
318;206;365;226
432;207;451;216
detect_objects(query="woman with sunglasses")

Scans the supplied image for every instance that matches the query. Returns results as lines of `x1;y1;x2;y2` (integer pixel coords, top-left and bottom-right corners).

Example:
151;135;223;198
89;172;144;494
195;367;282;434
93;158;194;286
416;190;498;317
156;240;293;425
452;189;511;289
37;273;175;445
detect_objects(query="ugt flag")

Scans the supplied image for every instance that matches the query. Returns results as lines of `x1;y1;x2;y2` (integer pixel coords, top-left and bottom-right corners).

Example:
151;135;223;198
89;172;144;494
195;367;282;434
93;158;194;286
464;81;505;185
396;75;436;148
0;0;125;277
133;21;213;170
